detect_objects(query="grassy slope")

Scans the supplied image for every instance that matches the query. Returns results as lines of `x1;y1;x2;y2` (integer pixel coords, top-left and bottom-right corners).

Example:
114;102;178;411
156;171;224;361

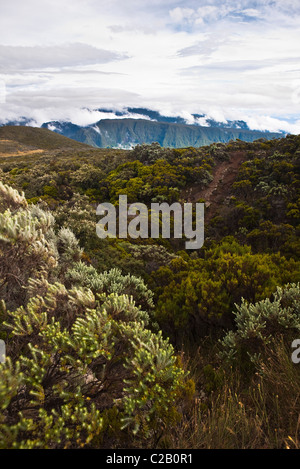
0;125;93;150
0;126;132;169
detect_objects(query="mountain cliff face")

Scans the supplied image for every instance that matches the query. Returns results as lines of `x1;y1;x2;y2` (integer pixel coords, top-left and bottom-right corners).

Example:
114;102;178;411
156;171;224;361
42;117;281;149
1;107;283;149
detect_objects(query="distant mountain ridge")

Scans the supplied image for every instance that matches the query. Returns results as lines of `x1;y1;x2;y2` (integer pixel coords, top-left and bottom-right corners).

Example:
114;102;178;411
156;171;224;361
1;107;284;149
41;118;282;149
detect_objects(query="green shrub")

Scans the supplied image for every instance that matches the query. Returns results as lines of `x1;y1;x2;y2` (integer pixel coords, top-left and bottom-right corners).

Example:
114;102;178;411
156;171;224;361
0;182;191;448
220;283;300;368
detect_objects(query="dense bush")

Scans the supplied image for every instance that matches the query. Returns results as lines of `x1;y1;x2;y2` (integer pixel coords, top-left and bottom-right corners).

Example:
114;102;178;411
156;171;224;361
220;283;300;368
0;183;192;449
151;239;300;345
1;134;300;449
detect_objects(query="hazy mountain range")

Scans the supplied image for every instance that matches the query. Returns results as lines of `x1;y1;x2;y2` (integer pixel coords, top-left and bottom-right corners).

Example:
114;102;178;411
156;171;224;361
2;108;284;149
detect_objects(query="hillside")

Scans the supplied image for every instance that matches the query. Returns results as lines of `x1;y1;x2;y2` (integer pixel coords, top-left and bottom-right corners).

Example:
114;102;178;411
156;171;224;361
0;133;300;449
0;125;132;170
0;125;93;151
42;117;282;149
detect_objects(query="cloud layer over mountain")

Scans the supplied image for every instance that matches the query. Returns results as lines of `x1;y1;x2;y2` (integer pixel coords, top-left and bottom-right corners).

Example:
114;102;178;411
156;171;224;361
0;0;300;133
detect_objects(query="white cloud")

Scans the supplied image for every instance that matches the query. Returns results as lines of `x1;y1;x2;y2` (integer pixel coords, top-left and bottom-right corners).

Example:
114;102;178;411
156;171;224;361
0;0;299;133
169;7;195;23
0;44;128;72
196;5;223;21
241;8;261;18
246;115;300;134
195;116;210;126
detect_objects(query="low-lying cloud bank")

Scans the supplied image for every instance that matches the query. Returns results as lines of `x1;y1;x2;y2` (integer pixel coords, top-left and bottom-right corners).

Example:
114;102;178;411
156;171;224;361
1;102;299;135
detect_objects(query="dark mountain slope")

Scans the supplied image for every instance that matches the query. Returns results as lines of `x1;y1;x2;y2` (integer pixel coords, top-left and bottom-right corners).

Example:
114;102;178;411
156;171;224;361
43;118;282;148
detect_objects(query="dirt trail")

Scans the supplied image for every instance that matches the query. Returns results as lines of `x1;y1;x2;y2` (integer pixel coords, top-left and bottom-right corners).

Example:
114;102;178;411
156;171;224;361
183;151;246;221
0;150;45;157
0;139;45;158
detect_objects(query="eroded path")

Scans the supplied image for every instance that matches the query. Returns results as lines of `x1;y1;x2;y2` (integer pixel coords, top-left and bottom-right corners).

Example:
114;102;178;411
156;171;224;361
182;151;246;221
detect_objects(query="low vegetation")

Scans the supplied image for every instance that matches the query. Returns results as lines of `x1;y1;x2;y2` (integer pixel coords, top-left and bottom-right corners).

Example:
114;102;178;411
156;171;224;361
0;129;300;448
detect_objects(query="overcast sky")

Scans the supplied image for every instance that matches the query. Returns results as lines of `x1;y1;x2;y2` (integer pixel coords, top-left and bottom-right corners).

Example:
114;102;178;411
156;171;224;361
0;0;300;132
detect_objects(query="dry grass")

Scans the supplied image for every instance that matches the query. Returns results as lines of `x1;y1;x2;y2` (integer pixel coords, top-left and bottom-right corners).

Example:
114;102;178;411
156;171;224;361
162;337;300;449
0;149;45;158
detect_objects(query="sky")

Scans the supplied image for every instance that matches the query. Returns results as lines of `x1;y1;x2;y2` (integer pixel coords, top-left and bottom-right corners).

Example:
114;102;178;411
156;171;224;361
0;0;300;133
